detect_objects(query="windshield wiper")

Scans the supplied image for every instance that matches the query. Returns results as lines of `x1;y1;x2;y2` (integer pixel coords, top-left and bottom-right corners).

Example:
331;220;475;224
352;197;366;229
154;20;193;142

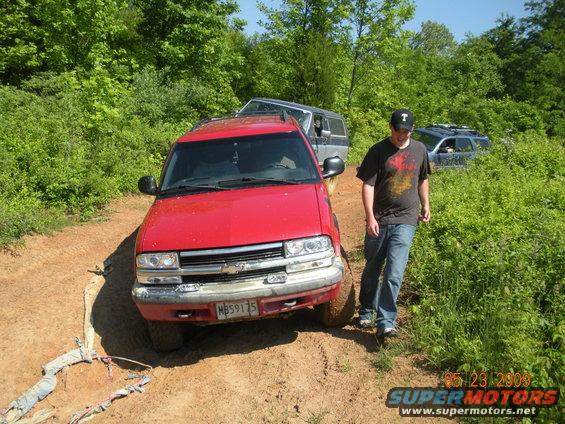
159;184;231;195
218;177;300;186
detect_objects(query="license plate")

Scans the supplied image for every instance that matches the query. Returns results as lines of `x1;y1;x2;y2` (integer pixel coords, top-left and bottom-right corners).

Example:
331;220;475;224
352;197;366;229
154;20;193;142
216;299;259;320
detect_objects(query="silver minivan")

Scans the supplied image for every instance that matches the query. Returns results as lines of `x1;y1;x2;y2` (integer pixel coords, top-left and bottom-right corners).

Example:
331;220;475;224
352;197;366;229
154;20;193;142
240;98;350;164
412;125;491;168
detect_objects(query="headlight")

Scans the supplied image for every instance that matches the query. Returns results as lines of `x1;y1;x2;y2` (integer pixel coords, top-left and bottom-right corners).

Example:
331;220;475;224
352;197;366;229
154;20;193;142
136;252;179;269
284;236;332;257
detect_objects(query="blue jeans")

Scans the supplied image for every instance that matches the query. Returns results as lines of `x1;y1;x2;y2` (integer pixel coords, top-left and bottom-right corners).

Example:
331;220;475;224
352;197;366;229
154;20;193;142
359;224;417;330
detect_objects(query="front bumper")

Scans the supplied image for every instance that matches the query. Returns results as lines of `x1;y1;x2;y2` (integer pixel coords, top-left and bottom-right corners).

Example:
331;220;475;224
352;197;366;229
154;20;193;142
132;257;344;322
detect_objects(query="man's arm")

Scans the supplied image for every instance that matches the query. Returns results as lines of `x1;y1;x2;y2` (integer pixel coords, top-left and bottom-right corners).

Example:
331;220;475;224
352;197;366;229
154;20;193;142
362;182;379;236
418;178;431;222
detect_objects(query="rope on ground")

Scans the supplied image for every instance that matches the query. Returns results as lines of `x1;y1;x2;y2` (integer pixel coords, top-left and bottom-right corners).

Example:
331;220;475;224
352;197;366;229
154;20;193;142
94;355;152;371
83;268;106;360
69;375;151;424
0;261;152;424
0;344;95;424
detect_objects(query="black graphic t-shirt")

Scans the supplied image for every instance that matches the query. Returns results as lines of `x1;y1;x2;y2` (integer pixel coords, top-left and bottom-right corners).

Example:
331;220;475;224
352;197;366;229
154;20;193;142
356;137;429;225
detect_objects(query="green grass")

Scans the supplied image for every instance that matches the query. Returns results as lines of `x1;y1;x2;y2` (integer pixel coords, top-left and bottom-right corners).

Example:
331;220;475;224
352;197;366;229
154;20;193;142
406;133;565;422
370;349;394;373
305;408;330;424
337;356;352;373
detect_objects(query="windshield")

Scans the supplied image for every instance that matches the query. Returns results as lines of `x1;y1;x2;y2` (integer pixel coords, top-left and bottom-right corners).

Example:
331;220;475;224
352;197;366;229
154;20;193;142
239;100;311;133
412;130;442;151
160;132;320;193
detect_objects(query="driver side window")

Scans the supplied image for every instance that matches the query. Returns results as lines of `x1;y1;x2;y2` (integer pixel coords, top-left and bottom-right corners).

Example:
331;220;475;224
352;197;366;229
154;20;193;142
440;139;456;153
313;115;323;137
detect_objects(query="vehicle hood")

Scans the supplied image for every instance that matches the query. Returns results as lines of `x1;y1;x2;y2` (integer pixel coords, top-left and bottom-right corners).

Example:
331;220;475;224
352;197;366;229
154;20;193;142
137;184;322;252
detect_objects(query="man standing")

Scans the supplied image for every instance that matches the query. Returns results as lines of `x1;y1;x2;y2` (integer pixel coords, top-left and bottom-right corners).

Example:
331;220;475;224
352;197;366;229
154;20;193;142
356;108;430;338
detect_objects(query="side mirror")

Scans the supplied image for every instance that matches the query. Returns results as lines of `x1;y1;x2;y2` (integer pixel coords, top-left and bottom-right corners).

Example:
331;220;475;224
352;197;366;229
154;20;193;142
138;176;158;195
321;129;331;138
321;156;345;179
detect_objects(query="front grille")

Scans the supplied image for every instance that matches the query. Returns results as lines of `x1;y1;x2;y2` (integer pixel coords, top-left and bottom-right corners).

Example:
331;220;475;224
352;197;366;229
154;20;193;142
179;244;284;267
182;267;286;285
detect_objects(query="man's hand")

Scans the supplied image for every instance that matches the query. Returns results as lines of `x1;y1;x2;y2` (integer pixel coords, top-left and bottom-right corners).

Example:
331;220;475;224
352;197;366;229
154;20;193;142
366;215;380;237
419;205;431;222
418;179;430;222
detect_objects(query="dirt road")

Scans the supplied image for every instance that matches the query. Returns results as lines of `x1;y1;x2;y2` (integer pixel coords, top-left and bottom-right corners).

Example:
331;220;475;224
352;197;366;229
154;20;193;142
0;167;445;423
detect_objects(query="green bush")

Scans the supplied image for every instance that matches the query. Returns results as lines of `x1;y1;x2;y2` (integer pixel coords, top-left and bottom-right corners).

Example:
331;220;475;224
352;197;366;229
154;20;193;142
0;197;69;248
447;96;546;139
407;133;564;421
345;107;390;165
0;71;191;248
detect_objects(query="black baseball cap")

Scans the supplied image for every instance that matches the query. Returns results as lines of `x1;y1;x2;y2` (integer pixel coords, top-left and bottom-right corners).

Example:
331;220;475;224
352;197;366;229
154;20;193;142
391;108;414;131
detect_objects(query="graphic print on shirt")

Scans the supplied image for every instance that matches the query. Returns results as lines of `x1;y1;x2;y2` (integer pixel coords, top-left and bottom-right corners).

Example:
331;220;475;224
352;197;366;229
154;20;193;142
386;150;417;198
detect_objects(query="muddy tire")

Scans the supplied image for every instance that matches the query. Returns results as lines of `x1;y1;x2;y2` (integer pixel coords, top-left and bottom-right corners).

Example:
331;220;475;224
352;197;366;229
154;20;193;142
147;321;184;352
315;261;355;327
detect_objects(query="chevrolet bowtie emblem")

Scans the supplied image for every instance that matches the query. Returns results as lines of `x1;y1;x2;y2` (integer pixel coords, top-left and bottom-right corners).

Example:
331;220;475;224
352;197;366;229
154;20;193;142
221;263;246;274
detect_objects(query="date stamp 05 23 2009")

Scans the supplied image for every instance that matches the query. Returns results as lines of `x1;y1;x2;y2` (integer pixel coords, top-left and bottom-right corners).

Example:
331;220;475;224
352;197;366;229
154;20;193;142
443;371;532;389
385;370;559;418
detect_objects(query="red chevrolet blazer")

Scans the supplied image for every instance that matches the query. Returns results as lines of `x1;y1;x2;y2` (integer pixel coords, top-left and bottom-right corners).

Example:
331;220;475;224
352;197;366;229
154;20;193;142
134;113;354;351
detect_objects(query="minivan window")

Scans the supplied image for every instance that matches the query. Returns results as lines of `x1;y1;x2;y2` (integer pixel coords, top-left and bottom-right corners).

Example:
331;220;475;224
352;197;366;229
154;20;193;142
313;114;324;137
456;138;473;152
240;100;310;133
328;117;346;136
160;132;320;193
412;130;441;151
474;138;490;149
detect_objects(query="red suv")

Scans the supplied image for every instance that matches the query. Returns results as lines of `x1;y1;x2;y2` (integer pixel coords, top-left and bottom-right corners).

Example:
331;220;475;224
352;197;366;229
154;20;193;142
134;113;354;351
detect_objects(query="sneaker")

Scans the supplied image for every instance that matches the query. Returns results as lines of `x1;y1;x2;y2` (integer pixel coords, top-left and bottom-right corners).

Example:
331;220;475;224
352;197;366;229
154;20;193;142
358;318;372;328
376;327;398;338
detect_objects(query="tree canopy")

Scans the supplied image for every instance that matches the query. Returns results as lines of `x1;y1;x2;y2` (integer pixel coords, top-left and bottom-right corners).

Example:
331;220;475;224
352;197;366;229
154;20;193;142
1;0;561;135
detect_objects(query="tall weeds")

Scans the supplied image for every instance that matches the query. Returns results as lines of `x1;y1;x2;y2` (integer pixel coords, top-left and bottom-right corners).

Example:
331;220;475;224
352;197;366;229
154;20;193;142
408;133;564;421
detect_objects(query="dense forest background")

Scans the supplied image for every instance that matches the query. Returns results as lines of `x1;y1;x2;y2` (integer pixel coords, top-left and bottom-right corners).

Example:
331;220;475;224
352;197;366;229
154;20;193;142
1;1;563;420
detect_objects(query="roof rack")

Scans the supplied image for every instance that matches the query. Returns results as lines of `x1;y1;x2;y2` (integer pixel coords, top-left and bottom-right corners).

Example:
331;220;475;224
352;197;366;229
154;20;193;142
427;124;484;137
236;110;290;121
429;123;472;130
191;111;290;131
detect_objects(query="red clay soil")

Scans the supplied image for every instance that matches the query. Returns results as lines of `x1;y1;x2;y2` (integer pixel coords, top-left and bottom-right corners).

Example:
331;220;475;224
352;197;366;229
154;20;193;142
0;166;449;423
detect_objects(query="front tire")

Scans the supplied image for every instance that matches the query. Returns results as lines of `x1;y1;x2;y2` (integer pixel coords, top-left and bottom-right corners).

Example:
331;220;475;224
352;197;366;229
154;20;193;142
147;321;184;352
315;260;355;326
